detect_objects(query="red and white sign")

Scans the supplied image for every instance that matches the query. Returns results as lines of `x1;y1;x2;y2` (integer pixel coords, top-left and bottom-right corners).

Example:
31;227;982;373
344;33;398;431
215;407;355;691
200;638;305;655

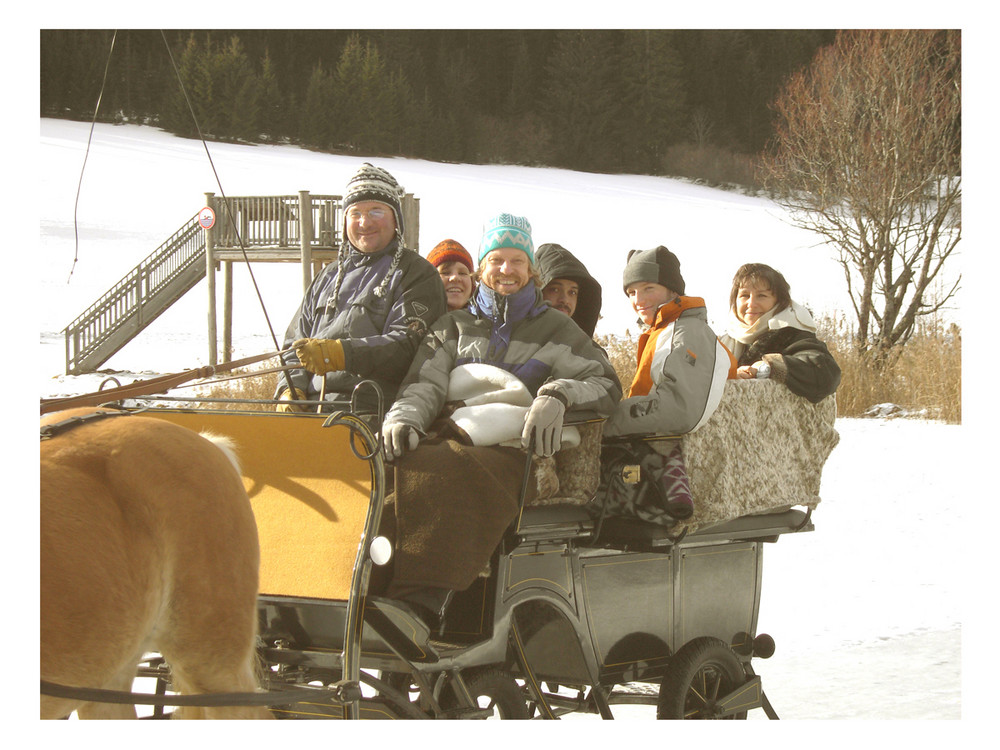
198;207;216;229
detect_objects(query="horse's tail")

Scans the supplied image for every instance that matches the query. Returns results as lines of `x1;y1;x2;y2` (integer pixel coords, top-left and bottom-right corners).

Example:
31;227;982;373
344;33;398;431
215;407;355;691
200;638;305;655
199;432;242;476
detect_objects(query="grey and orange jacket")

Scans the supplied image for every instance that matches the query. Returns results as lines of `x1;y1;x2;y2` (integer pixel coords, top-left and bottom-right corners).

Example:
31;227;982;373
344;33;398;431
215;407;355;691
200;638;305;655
604;296;735;437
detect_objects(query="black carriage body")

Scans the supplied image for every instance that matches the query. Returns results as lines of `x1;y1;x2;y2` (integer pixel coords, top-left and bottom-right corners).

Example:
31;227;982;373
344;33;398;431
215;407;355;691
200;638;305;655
257;500;806;719
508;540;764;686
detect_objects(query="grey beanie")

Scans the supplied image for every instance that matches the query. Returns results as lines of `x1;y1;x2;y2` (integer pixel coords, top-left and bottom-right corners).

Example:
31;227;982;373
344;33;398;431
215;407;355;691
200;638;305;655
622;246;685;296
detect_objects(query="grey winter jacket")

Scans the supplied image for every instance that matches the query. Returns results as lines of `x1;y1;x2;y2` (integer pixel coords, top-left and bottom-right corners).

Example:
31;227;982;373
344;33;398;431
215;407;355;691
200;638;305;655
278;240;447;406
383;282;621;434
604;298;733;437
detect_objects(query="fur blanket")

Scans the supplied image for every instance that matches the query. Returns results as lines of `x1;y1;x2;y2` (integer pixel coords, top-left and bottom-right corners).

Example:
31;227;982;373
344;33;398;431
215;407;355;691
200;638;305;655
667;378;839;532
528;420;604;506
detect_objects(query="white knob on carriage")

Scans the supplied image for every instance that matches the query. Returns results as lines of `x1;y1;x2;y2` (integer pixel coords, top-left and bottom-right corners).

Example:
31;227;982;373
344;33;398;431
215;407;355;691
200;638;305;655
369;536;393;566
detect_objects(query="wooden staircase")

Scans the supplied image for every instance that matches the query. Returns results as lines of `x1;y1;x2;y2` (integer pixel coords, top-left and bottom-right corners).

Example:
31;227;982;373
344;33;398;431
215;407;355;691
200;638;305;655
63;215;206;375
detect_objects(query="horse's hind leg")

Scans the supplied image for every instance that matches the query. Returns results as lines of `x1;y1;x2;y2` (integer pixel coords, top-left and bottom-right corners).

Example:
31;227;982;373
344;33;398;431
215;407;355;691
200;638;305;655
158;558;271;718
165;646;271;720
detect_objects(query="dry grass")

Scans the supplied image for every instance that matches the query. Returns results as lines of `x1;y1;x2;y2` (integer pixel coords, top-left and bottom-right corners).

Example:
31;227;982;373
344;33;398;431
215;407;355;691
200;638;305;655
193;364;282;410
815;314;962;423
595;333;637;393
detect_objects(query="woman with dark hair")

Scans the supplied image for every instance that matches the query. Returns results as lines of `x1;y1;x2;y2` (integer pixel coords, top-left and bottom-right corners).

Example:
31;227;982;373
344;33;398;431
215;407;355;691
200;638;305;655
719;263;841;404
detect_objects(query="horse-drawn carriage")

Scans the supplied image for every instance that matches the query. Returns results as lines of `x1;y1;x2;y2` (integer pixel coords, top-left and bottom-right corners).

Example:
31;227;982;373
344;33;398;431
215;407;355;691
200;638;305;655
40;377;838;720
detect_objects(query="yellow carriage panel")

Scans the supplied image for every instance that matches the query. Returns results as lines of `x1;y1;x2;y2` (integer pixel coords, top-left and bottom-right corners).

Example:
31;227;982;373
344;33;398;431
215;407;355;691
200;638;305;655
144;410;371;601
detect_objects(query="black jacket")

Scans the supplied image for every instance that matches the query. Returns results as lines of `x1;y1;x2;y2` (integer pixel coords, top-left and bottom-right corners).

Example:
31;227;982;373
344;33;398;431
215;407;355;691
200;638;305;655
737;327;841;404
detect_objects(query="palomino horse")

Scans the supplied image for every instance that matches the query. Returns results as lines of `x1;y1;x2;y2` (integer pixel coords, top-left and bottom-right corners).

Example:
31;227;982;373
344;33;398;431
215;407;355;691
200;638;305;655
40;408;271;719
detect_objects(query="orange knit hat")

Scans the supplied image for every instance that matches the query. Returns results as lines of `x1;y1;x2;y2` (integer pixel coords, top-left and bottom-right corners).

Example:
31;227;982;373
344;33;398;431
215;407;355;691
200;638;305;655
427;239;474;273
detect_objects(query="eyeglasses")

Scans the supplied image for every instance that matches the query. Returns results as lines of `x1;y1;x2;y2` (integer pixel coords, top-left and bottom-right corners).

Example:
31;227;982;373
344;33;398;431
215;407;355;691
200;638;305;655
346;207;389;222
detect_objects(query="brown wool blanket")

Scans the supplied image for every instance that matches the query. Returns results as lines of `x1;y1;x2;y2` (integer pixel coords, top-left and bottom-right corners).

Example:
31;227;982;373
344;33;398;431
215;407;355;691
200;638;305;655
667;378;840;532
382;438;535;591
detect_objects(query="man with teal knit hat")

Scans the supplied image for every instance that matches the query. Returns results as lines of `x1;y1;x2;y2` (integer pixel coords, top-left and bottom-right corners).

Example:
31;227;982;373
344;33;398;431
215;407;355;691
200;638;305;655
375;212;621;631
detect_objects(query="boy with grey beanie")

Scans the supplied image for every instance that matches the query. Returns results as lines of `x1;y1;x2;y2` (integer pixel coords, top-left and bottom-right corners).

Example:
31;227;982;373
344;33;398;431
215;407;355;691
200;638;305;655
603;245;736;523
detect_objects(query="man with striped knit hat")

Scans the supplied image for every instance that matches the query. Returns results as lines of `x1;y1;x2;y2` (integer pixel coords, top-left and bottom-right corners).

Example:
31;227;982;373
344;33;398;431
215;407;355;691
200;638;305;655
277;163;446;412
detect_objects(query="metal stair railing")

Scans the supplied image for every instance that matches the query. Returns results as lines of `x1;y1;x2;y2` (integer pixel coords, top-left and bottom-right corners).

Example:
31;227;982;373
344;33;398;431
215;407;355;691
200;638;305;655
63;215;206;375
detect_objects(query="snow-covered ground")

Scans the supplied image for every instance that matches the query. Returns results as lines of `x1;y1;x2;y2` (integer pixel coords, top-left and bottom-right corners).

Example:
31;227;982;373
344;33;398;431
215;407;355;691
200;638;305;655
32;118;992;729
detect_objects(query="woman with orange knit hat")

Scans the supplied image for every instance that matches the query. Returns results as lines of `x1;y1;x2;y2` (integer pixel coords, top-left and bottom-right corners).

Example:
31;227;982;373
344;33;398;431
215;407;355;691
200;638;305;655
427;239;475;311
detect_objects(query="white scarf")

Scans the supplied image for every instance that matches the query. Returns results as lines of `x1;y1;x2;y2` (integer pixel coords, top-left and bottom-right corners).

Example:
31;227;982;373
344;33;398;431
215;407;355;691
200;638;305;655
725;300;817;360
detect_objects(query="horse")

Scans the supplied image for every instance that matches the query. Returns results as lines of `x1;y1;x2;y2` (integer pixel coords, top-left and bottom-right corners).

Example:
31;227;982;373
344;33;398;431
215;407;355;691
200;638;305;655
40;408;271;719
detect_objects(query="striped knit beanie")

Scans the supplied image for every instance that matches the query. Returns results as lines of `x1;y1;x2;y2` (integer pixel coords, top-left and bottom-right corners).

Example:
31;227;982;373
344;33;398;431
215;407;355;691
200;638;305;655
343;162;405;240
622;246;686;296
478;213;534;263
427;239;474;273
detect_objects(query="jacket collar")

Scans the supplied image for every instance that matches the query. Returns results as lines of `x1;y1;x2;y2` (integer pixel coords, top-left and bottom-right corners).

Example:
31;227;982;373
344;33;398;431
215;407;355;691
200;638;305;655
471;281;546;324
645;295;707;329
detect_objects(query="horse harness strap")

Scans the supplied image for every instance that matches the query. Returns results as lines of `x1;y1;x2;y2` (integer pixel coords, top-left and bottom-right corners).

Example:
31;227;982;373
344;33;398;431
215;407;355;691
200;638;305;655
40;678;361;709
40;408;133;442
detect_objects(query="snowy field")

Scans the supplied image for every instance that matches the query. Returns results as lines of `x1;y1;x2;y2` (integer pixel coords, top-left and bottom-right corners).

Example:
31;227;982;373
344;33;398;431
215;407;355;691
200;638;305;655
30;117;993;733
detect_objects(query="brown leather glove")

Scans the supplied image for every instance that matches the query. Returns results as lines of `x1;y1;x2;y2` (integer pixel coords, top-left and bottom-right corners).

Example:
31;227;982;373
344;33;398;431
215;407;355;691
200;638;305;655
293;338;345;375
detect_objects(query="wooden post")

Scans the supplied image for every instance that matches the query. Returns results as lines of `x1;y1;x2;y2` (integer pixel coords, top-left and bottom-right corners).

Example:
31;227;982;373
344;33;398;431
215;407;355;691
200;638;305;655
299;190;313;292
205;192;217;366
223;260;233;364
401;193;419;250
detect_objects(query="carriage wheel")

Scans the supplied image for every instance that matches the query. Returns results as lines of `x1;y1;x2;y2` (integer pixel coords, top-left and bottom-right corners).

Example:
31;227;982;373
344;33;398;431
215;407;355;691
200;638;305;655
443;668;529;719
657;637;748;720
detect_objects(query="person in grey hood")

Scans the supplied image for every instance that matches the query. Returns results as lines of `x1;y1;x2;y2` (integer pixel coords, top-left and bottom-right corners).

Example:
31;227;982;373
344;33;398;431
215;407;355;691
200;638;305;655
276;163;446;412
536;243;603;338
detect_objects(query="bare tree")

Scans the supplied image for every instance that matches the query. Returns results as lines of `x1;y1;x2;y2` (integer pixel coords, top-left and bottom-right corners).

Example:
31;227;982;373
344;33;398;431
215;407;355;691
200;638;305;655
688;106;714;148
759;30;961;366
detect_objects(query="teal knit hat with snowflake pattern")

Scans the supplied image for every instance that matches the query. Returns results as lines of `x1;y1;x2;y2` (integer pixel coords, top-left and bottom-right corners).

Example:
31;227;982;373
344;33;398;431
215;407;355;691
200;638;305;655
478;213;534;263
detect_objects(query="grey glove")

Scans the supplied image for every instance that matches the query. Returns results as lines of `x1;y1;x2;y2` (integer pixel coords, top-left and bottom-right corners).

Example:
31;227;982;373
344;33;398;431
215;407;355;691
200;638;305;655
382;422;419;461
521;394;566;457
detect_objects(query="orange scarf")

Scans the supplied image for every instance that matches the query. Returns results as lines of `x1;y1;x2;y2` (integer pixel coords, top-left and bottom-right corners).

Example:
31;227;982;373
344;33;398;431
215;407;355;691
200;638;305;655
628;297;737;397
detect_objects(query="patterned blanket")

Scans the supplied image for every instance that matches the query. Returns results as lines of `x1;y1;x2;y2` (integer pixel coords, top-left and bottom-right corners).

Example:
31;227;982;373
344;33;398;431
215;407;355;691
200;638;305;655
530;379;839;532
650;378;838;531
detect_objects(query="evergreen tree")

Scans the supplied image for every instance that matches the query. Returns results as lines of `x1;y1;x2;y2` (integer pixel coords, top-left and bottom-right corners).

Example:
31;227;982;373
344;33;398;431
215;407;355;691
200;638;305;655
302;62;335;149
258;50;284;141
616;30;688;172
161;34;211;137
212;36;260;141
541;30;621;171
331;34;397;153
